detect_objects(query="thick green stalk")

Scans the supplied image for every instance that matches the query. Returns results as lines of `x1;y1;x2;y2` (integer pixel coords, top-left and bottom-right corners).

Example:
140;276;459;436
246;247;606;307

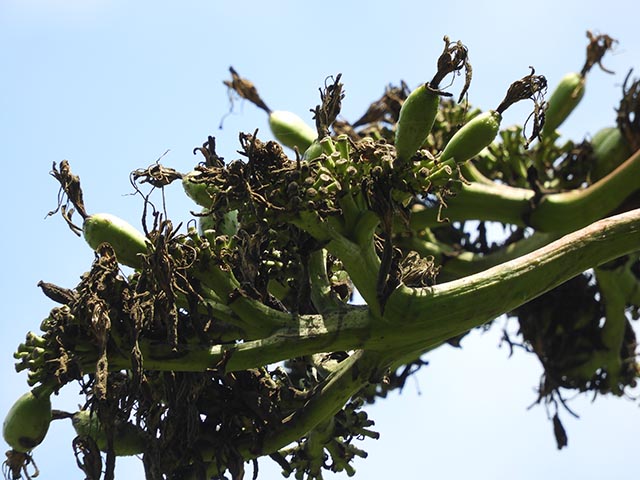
529;148;640;233
380;208;640;351
26;211;640;391
408;180;533;229
105;206;640;478
95;306;373;374
404;231;559;279
580;266;632;392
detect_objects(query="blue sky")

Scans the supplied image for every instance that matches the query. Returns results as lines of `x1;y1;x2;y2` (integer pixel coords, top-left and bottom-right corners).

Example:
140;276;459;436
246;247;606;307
1;1;639;478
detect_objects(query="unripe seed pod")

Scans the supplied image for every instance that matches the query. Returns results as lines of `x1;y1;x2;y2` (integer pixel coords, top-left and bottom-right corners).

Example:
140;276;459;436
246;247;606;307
440;110;502;164
590;126;632;181
3;390;52;452
83;213;148;269
72;410;145;456
182;170;218;208
268;110;317;152
542;72;585;136
394;83;440;164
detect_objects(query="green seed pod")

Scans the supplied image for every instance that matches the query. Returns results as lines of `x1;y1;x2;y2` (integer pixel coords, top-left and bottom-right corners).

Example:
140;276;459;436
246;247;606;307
542;72;585;136
3;391;52;452
440;110;502;164
590;126;633;181
182;170;217;208
394;83;440;164
83;213;148;269
72;410;145;456
268;110;317;152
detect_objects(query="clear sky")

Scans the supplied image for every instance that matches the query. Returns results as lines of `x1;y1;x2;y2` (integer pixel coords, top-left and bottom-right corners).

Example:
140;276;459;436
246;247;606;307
1;1;639;479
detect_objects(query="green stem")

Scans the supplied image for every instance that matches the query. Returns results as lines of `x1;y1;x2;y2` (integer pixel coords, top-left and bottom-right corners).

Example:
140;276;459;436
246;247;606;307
409;181;533;229
295;210;382;317
94;306;373;374
303;418;336;476
409;148;640;232
460;161;498;185
379;208;640;352
591;268;627;389
582;257;640;393
403;231;560;279
308;249;343;314
326;211;382;316
293;210;336;241
338;192;364;232
529;148;640;233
